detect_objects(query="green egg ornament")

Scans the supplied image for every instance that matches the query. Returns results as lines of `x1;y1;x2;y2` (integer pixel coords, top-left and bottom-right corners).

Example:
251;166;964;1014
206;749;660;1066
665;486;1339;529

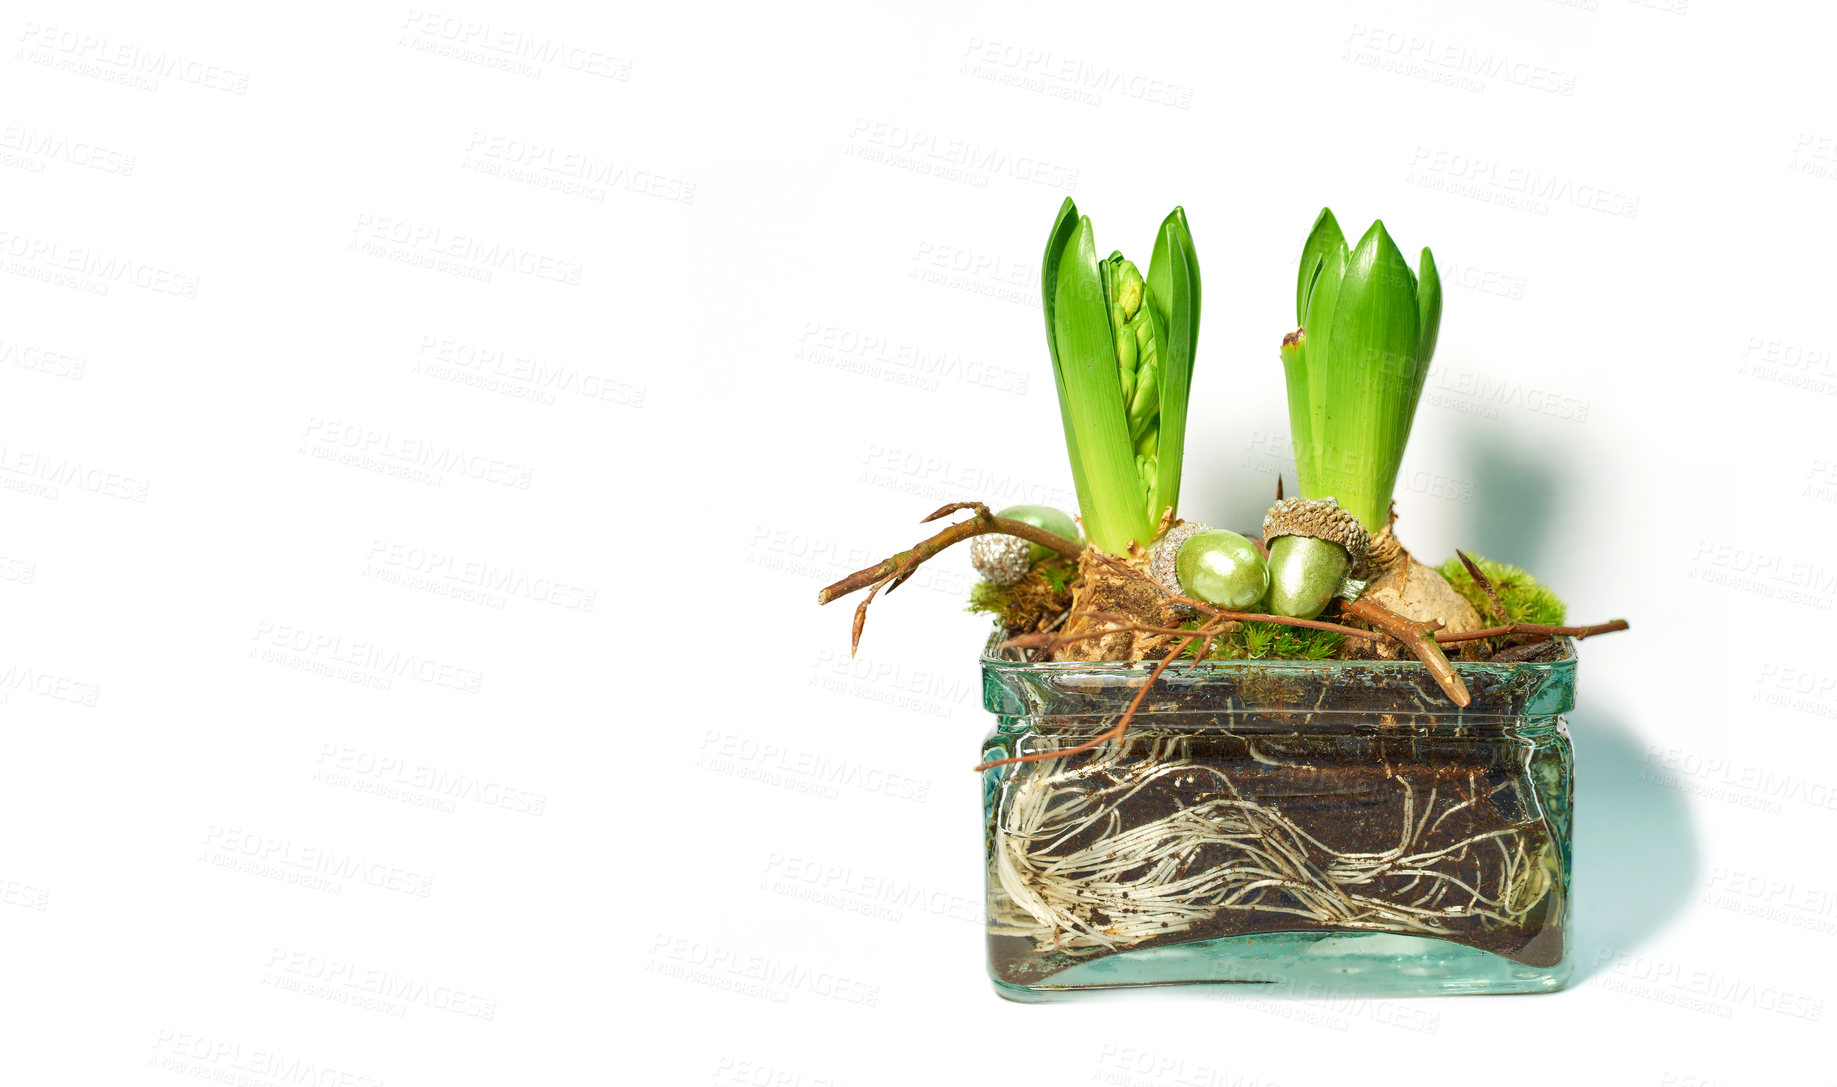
1150;522;1268;610
1176;530;1269;610
996;505;1081;563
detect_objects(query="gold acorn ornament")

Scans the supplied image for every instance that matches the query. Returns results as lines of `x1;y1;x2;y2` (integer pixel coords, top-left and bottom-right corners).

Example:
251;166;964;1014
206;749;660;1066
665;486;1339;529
1261;496;1369;619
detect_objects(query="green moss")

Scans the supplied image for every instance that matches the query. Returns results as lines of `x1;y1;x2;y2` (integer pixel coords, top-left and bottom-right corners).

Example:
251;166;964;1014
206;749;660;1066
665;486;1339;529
1436;554;1567;626
1038;559;1079;595
966;580;1009;618
967;557;1079;632
1178;620;1343;661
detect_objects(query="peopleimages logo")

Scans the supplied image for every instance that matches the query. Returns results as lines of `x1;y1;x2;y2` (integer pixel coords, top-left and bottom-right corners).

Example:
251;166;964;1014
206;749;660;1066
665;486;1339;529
846;118;1078;192
316;744;549;816
0;227;200;297
1406;147;1639;219
0;444;151;502
958;38;1194;109
149;1030;383;1087
0;665;101;707
251;620;486;694
398;9;632;80
0;124;136;175
204;826;434;897
647;934;881;1007
1344;25;1578;96
349;213;583;285
15;22;251;94
1595;949;1823;1021
365;538;597;612
300;418;534;490
266;947;497;1019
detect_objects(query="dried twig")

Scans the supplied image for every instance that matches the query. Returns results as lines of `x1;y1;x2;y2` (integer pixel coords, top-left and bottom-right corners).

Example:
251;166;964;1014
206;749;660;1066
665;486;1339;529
817;503;1083;606
1443;551;1631;652
1001;609;1378;653
1455;549;1507;622
1341;596;1471;707
1434;619;1630;646
816;499;1627;696
814;503;1084;653
1084;551;1376;642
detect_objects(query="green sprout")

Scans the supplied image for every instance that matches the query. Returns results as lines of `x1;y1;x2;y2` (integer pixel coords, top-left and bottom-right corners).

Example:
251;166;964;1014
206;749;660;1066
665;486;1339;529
1281;208;1441;533
1041;199;1200;554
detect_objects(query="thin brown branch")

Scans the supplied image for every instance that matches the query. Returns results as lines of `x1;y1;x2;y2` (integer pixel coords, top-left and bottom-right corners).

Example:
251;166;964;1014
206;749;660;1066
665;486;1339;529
920;501;995;524
815;507;1084;607
1434;619;1630;645
974;633;1202;772
1341;596;1471;707
850;580;883;656
1006;608;1380;649
1456;549;1507;622
1084;551;1378;644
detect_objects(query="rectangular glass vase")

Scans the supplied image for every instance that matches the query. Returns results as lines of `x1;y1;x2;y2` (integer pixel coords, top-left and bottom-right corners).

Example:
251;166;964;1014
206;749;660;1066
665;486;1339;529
981;638;1576;1002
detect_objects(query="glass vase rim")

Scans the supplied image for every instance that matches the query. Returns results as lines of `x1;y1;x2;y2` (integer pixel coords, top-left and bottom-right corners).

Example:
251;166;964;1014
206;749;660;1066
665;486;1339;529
981;630;1578;675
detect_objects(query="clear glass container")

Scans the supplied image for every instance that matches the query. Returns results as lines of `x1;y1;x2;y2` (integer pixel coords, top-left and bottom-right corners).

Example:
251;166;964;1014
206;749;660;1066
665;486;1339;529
981;638;1576;1001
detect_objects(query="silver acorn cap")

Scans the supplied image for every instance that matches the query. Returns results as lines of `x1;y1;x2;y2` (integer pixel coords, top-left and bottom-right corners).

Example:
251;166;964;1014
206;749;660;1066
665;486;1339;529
1150;521;1212;598
970;534;1032;586
1262;496;1371;568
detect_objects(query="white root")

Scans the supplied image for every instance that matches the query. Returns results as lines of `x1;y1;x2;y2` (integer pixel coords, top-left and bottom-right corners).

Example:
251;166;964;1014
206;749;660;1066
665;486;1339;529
988;730;1558;955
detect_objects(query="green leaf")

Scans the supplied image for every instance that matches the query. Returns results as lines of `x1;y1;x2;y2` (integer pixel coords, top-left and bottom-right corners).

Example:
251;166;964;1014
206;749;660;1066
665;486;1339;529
1415;247;1442;364
1052;216;1149;552
1040;198;1094;532
1278;330;1311;485
1318;220;1420;531
1147;207;1201;342
1299;232;1349;489
1393;246;1442;474
1297;208;1344;325
1145;208;1198;528
1040;197;1080;358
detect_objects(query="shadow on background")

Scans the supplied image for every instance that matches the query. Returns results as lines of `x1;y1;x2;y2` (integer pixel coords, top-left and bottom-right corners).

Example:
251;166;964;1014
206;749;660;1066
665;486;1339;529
1458;426;1562;570
1568;713;1700;980
1455;425;1696;979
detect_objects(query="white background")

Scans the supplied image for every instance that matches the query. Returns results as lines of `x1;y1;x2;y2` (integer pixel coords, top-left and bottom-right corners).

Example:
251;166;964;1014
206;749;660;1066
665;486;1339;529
3;1;1835;1083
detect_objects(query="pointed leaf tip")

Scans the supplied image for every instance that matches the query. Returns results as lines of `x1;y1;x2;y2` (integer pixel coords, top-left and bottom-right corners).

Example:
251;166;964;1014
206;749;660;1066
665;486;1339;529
1298;209;1347;325
1416;246;1442;364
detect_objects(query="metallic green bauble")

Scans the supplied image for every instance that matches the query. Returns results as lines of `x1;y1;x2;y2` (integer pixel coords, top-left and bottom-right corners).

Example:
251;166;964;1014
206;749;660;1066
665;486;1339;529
1175;529;1269;610
995;504;1080;563
1265;535;1351;619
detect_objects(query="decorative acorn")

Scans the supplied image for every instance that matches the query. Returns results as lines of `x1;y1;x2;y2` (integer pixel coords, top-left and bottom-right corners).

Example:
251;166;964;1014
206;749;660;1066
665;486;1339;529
1151;522;1269;610
1262;496;1371;619
970;504;1081;586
